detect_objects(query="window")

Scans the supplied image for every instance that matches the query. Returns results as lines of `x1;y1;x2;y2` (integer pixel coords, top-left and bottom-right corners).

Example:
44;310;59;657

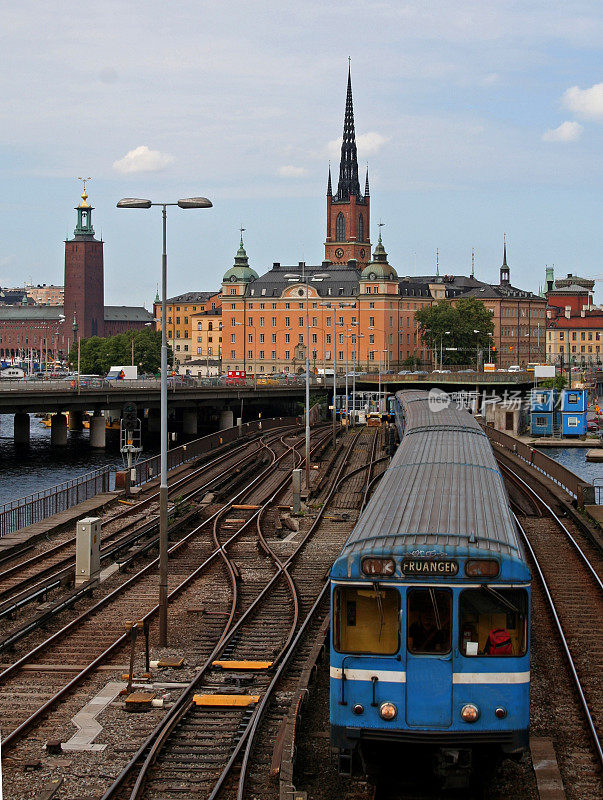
339;334;344;344
272;350;276;359
326;334;331;344
299;334;304;344
248;350;253;359
358;213;364;242
231;334;236;343
260;333;265;343
248;334;253;343
312;333;317;343
285;302;290;309
285;317;290;327
285;350;290;360
272;333;277;343
298;303;304;309
272;317;277;327
230;288;236;295
366;286;371;294
272;303;277;309
248;317;253;327
312;317;317;327
326;316;331;327
459;589;528;656
259;350;265;359
297;316;303;327
536;416;547;426
333;586;400;654
369;334;375;344
338;287;344;296
338;350;343;360
230;350;236;359
230;304;236;310
336;212;345;241
407;589;451;654
369;302;374;309
369;316;375;327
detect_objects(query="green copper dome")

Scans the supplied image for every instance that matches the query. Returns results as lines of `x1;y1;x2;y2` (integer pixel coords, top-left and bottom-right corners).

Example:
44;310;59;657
222;235;258;283
360;233;398;281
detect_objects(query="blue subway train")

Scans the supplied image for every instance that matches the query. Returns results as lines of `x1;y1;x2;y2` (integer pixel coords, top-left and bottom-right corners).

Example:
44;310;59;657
330;390;531;787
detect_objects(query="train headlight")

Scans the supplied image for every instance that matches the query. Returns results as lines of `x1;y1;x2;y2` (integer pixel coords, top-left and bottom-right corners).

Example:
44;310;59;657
495;707;507;719
460;704;480;723
379;702;397;721
353;703;364;715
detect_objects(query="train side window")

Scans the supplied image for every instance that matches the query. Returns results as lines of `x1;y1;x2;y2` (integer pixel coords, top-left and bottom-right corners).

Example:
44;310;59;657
459;589;528;657
334;586;400;654
407;589;451;654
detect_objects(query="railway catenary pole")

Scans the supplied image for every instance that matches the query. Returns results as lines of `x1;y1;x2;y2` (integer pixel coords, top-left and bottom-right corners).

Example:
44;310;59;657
117;195;212;646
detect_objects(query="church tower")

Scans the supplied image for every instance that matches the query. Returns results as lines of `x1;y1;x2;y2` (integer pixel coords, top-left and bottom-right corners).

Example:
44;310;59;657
325;66;371;269
63;186;105;339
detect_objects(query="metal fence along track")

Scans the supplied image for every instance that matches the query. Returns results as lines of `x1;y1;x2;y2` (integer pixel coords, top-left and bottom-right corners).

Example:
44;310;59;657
0;467;111;538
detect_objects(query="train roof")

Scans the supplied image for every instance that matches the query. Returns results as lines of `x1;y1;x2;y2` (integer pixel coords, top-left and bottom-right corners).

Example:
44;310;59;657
332;391;527;579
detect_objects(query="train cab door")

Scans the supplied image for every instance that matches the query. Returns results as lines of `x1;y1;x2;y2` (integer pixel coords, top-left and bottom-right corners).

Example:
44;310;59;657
405;588;453;727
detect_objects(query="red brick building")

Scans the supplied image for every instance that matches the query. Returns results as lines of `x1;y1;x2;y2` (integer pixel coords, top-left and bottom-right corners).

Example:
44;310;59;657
0;190;152;362
546;272;602;366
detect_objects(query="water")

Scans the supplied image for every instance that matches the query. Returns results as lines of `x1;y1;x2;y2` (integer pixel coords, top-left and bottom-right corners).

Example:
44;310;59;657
0;414;158;506
535;446;603;501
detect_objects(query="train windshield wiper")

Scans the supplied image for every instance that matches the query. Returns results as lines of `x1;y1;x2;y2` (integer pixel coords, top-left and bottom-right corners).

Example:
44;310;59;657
429;587;442;630
482;584;520;615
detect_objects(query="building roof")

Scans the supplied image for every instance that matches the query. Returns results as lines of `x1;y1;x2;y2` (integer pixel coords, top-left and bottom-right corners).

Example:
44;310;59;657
104;306;154;322
0;305;63;320
549;284;591;295
547;311;603;329
165;291;217;304
245;263;360;298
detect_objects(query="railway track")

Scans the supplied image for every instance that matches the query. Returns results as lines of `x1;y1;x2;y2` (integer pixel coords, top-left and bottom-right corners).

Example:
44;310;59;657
95;426;383;800
0;428;322;766
500;459;603;800
0;426;299;638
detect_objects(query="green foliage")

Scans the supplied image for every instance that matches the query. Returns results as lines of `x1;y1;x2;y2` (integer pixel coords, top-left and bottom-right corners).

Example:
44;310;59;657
539;375;567;391
67;328;170;375
415;299;495;366
402;355;422;369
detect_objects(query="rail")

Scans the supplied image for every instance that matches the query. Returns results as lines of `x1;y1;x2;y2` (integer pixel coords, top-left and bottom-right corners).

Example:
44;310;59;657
483;424;596;507
131;416;298;486
0;466;111;538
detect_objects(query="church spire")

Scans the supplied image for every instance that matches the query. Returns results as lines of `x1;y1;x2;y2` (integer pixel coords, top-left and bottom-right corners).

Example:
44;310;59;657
364;166;370;197
336;62;361;201
327;164;332;197
500;234;510;285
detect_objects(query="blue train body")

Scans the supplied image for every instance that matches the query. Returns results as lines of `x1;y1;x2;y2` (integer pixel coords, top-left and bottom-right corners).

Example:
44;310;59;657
330;390;531;783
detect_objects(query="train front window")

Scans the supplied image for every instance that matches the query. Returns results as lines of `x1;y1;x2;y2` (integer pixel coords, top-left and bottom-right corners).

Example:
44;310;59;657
334;586;400;654
459;588;528;657
407;589;451;654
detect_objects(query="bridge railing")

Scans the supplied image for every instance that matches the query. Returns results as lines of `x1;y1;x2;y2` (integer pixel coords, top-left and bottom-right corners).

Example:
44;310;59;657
0;466;112;538
483;424;596;507
131;416;298;487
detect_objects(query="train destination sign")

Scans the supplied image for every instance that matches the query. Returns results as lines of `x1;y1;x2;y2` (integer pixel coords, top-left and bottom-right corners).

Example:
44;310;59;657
401;558;459;576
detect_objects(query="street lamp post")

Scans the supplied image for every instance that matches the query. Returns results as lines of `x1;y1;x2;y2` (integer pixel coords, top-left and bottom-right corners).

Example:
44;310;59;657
117;196;212;647
285;268;328;489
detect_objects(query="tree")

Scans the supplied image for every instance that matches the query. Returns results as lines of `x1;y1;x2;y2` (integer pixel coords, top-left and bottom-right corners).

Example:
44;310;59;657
415;299;495;367
402;355;422;369
539;375;567;391
68;328;170;374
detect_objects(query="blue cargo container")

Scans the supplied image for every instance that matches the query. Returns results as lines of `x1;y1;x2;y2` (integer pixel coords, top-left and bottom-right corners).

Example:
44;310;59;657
531;411;553;436
561;389;587;412
531;388;555;413
562;412;586;435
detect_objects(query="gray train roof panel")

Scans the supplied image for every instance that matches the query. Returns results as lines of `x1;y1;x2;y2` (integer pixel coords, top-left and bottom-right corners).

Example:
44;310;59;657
338;391;521;560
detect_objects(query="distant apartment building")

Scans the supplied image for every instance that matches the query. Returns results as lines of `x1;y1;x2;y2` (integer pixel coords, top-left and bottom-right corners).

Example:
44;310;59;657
25;284;64;306
153;291;222;365
546;272;602;366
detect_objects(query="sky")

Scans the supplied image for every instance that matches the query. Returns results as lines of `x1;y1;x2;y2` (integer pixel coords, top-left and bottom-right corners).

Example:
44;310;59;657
0;1;601;307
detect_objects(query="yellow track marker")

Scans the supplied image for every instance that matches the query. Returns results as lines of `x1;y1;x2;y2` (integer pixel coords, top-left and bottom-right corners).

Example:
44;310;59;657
193;694;260;707
212;660;273;670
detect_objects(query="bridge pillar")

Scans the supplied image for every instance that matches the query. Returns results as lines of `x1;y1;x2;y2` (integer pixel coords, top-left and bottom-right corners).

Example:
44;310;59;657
68;410;84;432
90;414;106;449
14;412;30;445
182;409;198;436
147;408;161;433
219;408;234;430
50;413;68;446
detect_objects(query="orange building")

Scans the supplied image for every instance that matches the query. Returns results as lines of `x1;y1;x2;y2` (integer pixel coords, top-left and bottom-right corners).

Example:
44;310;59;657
153;291;221;366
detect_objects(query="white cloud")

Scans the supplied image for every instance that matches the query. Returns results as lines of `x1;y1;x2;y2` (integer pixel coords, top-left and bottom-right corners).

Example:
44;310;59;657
278;165;307;178
542;121;583;142
562;82;603;120
327;131;389;159
112;145;175;174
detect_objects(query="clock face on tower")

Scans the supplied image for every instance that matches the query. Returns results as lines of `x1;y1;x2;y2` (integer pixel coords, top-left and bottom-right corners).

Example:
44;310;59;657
334;247;344;259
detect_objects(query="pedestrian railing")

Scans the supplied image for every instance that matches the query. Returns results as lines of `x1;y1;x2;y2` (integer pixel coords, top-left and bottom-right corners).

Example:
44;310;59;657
483;424;596;507
0;466;112;538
